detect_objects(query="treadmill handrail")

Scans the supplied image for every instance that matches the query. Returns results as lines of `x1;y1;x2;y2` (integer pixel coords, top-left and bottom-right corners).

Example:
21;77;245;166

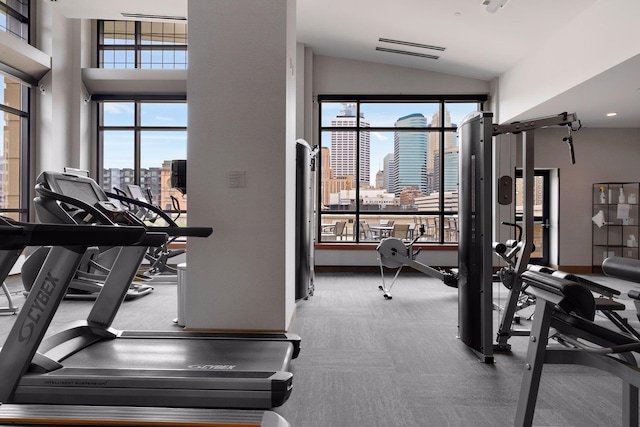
35;183;115;225
105;191;212;238
105;191;178;226
0;216;148;250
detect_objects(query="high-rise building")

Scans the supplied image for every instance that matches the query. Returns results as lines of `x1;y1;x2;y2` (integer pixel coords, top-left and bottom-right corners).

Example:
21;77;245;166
330;103;370;186
383;153;395;193
319;147;356;208
393;113;428;195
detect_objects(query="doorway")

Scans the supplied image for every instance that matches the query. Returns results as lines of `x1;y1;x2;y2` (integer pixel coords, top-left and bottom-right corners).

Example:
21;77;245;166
515;169;550;265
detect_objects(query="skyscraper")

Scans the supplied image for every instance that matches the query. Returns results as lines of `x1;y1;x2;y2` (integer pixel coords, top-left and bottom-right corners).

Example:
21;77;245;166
330;103;370;186
393;113;428;195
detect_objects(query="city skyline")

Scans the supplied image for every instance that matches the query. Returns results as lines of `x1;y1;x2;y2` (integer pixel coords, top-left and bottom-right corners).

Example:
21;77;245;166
321;102;476;185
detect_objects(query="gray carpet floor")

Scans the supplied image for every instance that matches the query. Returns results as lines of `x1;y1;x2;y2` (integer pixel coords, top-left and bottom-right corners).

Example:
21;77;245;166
1;271;639;426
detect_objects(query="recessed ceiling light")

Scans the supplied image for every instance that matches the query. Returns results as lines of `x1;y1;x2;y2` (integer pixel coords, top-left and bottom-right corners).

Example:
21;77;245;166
606;112;618;117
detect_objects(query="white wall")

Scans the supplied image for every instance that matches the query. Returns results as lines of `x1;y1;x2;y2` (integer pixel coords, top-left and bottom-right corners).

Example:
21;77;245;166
313;55;490;95
186;0;296;331
535;127;640;268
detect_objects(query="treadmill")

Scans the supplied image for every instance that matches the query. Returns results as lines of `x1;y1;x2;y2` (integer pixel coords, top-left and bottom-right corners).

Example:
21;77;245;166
0;171;301;410
0;216;290;426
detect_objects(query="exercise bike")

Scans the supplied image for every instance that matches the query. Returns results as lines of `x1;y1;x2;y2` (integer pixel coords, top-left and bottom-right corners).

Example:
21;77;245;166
376;225;458;299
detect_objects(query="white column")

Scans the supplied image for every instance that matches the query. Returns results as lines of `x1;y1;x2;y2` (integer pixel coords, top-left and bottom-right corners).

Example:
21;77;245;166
186;0;297;331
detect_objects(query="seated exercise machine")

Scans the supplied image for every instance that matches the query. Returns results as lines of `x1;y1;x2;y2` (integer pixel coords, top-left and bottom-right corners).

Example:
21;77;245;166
0;216;291;426
0;171;301;410
514;259;640;427
110;183;185;281
376;225;458;299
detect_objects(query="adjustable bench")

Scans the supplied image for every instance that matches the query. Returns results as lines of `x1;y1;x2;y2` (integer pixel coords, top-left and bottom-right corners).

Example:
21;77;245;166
515;269;640;427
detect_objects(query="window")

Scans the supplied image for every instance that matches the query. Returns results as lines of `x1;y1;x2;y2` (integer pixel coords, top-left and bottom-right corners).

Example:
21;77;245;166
318;95;486;244
98;20;187;69
0;0;29;41
99;100;187;217
0;74;29;221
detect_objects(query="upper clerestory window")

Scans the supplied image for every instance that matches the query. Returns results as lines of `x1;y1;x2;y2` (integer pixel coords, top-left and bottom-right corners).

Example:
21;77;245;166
98;20;188;69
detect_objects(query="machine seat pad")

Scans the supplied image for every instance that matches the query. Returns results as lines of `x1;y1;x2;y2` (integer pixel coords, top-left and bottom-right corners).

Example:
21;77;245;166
603;257;640;284
521;271;596;321
594;297;626;311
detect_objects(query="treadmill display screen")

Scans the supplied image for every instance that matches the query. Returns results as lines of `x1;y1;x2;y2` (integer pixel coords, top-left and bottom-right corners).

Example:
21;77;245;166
56;178;103;205
127;185;148;202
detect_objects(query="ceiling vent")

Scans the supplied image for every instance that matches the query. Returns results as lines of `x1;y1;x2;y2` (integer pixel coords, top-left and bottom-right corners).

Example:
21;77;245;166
121;13;187;21
378;38;445;52
375;47;439;60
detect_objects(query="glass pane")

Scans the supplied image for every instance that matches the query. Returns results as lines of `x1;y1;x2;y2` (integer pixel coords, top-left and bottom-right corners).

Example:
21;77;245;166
0;109;22;211
140;102;187;127
444;102;481;127
141;21;187;45
442;131;459;212
102;20;135;45
320;130;357;212
140;130;187;170
102;130;134;194
516;174;545;259
321;102;350;127
103;102;134;126
140;130;188;214
394;129;430;199
318;214;356;242
0;75;23;110
359;215;419;242
360;103;439;128
444;214;458;243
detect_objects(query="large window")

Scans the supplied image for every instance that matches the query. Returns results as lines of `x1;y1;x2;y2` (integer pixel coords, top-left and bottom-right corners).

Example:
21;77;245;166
0;74;29;221
318;95;486;244
0;0;29;41
99;100;187;215
98;20;187;69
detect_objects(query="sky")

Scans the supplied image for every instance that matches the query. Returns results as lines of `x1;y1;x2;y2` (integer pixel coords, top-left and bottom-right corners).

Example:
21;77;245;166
103;102;188;169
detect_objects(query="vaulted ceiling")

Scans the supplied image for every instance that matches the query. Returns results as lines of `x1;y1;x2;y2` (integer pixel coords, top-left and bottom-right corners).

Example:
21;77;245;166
52;0;640;128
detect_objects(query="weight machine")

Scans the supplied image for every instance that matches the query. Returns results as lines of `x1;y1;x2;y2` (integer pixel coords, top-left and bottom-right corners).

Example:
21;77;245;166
458;111;579;361
376;111;580;362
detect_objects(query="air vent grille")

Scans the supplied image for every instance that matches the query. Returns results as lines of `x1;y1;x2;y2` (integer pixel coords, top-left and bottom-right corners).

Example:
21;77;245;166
121;13;187;21
378;38;446;52
375;47;439;60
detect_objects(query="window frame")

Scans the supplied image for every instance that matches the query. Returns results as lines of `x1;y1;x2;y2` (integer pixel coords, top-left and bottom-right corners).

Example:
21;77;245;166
0;0;29;42
97;20;188;69
317;94;487;245
96;96;187;208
